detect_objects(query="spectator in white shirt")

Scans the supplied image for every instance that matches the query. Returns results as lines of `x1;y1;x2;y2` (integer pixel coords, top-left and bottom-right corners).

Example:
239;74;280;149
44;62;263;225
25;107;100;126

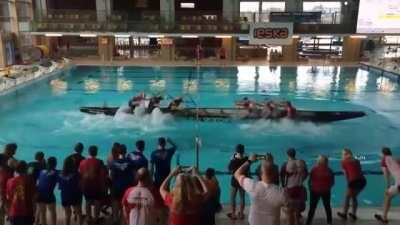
234;154;294;225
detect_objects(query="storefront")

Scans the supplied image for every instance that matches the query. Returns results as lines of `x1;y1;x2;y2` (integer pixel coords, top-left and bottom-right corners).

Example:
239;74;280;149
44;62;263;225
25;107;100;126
298;35;343;60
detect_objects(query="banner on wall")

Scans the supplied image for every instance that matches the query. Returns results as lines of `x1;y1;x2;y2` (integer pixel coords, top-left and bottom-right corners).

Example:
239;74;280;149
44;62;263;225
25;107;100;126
249;22;293;45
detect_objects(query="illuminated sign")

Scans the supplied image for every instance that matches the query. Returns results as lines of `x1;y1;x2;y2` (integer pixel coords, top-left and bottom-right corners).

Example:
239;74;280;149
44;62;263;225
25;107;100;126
249;22;293;45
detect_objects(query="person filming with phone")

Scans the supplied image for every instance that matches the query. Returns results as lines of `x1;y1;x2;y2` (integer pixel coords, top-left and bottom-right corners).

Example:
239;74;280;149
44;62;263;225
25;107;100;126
234;154;294;225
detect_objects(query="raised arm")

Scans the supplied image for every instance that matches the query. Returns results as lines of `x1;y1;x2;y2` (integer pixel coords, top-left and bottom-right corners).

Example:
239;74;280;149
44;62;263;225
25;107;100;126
234;154;255;183
160;166;180;200
192;167;208;197
166;138;177;150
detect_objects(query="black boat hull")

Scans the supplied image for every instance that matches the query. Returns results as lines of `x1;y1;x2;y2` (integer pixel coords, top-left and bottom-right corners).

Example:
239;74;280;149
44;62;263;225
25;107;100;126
79;106;366;123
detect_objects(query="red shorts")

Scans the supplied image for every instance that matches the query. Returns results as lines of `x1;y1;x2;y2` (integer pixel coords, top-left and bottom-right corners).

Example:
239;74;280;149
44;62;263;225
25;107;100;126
287;186;307;212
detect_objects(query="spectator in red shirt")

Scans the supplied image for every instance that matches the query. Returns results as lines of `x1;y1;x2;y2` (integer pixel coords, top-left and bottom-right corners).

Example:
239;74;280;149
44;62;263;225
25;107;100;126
160;166;208;225
305;155;334;225
218;46;226;60
79;145;107;224
6;161;36;225
0;160;12;225
337;148;366;221
122;168;154;225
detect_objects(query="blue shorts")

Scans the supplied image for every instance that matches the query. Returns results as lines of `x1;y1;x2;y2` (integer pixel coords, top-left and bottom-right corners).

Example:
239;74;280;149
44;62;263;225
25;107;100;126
37;192;56;204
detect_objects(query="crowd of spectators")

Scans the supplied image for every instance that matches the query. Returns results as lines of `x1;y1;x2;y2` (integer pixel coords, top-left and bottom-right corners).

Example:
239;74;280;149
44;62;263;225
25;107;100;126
0;140;398;225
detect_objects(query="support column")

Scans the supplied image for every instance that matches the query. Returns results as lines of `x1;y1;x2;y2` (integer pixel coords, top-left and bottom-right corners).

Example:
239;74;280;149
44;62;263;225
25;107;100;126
8;0;19;35
0;33;6;68
160;0;174;26
96;0;112;22
281;38;299;62
285;0;302;12
342;36;362;62
341;0;357;25
98;36;114;61
223;0;240;22
222;37;237;61
160;38;175;61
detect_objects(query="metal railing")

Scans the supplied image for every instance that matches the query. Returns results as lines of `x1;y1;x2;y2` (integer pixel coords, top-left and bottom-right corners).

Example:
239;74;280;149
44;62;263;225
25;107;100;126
27;9;357;34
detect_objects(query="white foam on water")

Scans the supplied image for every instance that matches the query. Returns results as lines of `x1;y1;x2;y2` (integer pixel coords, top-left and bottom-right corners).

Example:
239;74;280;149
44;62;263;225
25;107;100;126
56;104;173;134
238;118;330;137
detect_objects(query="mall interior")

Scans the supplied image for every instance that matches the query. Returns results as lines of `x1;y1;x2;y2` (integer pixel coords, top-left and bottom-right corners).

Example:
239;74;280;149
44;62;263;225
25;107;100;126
1;0;398;66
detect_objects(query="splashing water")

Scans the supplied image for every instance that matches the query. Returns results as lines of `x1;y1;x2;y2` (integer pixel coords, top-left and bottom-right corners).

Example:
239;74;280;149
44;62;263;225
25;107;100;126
238;118;330;136
57;104;173;134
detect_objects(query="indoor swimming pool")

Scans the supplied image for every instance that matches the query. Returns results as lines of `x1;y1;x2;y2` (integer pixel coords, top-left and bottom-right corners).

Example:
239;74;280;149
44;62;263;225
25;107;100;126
0;65;399;206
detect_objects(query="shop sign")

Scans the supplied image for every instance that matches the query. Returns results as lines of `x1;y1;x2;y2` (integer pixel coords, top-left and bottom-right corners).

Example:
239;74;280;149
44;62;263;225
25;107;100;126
160;38;173;45
249;22;293;45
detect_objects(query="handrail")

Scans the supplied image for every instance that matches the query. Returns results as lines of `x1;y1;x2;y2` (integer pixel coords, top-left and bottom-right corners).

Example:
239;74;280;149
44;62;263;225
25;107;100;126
211;170;384;176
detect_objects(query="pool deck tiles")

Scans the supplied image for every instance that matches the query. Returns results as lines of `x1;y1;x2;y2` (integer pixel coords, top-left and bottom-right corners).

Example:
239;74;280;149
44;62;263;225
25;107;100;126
32;206;400;225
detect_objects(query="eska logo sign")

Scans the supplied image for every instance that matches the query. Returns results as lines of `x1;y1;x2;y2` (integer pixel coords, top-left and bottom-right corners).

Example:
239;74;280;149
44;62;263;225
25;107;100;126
253;27;289;39
249;22;293;45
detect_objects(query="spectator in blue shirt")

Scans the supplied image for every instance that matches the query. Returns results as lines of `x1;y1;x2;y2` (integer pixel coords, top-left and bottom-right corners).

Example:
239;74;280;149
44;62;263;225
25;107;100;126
59;158;82;225
150;137;177;187
109;147;135;225
37;157;58;225
127;140;148;170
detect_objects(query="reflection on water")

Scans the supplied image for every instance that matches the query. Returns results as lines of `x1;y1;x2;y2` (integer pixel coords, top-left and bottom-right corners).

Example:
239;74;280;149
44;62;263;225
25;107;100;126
50;79;68;95
257;66;281;93
149;79;166;92
84;79;100;93
183;79;198;93
237;66;256;92
117;78;133;92
215;79;230;91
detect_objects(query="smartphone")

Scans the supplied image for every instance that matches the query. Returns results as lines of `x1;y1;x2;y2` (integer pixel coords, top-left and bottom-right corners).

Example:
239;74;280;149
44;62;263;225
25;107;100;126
180;166;192;173
255;154;266;160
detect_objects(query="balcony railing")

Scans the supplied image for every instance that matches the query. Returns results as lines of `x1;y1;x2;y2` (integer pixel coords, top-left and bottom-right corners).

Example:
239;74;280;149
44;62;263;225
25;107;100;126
28;9;356;34
30;21;247;34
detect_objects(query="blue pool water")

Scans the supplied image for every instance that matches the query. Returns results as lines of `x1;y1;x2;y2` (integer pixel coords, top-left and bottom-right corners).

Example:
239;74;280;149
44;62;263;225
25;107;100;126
0;65;399;207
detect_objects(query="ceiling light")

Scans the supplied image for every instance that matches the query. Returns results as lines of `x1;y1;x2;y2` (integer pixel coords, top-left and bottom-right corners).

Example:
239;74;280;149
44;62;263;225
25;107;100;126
148;35;165;38
45;33;63;37
350;35;367;39
114;34;130;38
215;35;232;39
80;33;97;37
181;35;198;38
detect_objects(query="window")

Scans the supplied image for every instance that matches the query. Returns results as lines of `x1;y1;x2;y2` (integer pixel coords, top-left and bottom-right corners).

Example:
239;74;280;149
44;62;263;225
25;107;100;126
303;1;341;24
240;2;259;12
262;2;285;12
180;3;195;8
